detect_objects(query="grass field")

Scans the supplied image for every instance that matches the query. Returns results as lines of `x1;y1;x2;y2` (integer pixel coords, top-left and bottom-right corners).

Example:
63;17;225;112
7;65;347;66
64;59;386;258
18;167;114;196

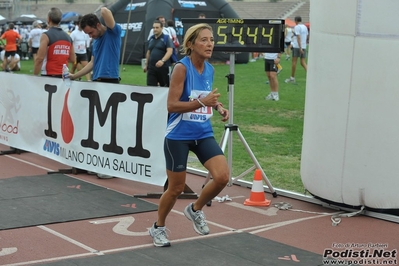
16;54;307;193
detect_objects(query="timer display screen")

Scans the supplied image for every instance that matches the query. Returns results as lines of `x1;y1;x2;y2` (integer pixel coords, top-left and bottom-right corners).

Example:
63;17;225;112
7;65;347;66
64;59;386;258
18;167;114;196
182;18;285;53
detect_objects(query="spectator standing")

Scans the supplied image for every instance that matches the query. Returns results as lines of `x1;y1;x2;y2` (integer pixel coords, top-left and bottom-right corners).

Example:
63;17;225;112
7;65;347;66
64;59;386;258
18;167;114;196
0;50;21;71
70;7;121;84
69;7;121;179
147;15;169;40
34;8;75;77
86;38;93;61
284;24;293;60
198;13;206;19
28;20;43;63
70;17;91;81
42;22;49;32
0;42;4;53
164;19;179;49
264;52;281;101
19;25;28;39
144;20;173;87
0;28;5;53
148;23;229;247
0;23;21;72
19;25;29;59
285;16;308;84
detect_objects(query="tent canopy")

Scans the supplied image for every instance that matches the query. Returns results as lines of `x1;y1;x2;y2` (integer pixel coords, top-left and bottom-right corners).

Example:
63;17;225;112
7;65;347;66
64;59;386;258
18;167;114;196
12;16;37;24
110;0;248;65
0;16;7;25
62;12;80;21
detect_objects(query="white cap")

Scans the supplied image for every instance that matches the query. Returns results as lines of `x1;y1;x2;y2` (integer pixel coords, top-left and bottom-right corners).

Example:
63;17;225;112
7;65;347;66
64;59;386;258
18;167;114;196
32;20;43;27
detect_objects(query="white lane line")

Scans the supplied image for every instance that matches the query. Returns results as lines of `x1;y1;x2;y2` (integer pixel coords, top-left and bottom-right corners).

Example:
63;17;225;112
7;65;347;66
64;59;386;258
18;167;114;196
227;202;279;216
38;226;103;255
171;209;237;231
246;212;342;234
1;252;96;266
191;201;342;235
103;230;237;254
0;247;18;256
1;231;240;266
4;155;55;172
4;154;137;197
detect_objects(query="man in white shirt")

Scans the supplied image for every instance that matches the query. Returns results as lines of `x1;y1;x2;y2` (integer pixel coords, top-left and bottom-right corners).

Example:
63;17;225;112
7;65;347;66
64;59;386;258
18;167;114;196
285;16;308;84
0;50;21;71
165;19;179;48
28;20;43;62
70;18;91;81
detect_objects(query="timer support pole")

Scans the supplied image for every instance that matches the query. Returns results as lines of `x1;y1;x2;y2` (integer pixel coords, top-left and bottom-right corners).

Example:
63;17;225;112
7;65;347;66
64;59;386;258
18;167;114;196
208;53;277;197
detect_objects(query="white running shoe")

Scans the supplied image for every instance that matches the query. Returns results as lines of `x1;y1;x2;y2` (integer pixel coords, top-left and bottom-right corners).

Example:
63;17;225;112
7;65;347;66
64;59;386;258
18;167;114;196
265;93;273;100
149;223;171;247
96;174;114;179
285;77;296;83
183;203;209;235
265;93;279;101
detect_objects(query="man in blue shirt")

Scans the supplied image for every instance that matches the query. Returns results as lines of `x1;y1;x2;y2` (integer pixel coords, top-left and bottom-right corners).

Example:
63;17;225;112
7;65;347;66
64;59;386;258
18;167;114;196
70;7;121;83
69;7;121;179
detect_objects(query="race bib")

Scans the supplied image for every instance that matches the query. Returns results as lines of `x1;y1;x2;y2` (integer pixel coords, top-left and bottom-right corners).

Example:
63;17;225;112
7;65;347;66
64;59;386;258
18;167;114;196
182;105;213;122
182;90;213;122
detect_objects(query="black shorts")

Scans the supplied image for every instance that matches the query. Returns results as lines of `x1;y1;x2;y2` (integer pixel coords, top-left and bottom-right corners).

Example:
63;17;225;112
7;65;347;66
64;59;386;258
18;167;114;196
92;77;121;84
264;59;277;72
5;51;16;57
31;47;39;54
41;74;62;78
164;137;224;172
75;53;88;63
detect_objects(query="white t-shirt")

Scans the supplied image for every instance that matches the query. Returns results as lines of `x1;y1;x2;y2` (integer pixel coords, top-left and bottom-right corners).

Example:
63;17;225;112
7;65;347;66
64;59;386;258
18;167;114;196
0;51;21;68
292;24;308;49
20;27;29;41
70;29;90;54
263;53;278;60
164;27;179;46
29;28;43;48
284;27;293;42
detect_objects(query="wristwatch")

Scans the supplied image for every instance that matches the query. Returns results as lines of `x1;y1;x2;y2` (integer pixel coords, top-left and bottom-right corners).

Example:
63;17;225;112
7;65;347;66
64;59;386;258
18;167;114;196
161;59;166;63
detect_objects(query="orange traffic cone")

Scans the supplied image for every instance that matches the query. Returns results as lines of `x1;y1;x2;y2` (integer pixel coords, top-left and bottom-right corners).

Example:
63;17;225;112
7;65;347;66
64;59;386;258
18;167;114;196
244;169;271;207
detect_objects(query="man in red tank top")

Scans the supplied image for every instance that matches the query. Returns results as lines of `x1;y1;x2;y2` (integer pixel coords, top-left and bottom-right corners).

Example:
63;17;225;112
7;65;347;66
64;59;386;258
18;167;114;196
33;7;75;77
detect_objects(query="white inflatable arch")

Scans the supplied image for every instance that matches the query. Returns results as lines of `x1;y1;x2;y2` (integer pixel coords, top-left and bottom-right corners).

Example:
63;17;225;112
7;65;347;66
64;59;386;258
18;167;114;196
301;0;399;210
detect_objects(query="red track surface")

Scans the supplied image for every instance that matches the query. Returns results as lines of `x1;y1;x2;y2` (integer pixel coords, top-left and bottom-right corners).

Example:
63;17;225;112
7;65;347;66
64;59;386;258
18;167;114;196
0;144;398;265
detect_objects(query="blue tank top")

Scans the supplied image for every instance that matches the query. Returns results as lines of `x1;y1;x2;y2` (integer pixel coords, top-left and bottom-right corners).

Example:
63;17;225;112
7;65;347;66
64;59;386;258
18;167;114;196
165;56;214;140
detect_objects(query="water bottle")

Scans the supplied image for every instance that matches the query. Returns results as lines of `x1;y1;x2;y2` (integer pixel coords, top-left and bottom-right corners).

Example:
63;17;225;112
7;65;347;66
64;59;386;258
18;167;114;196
62;64;71;86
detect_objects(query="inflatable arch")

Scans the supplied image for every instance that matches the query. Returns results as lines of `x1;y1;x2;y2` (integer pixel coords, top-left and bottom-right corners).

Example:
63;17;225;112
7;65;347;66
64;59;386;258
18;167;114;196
301;0;399;212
